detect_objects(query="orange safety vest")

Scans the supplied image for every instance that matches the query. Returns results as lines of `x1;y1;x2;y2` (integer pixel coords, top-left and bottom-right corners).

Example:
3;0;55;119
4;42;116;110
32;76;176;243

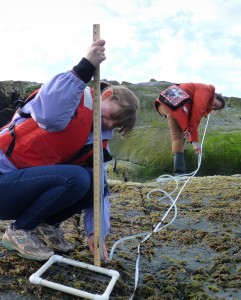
0;88;109;168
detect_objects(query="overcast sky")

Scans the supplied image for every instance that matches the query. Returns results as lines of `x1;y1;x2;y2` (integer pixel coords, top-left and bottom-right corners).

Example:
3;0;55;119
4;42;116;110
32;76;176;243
0;0;241;97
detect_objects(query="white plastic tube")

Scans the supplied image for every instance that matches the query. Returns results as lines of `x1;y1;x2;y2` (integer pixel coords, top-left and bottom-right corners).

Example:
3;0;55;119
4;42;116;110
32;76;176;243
29;255;120;300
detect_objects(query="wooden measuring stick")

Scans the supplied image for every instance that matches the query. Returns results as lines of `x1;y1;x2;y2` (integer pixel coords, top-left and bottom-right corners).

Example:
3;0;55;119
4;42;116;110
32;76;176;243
92;24;101;267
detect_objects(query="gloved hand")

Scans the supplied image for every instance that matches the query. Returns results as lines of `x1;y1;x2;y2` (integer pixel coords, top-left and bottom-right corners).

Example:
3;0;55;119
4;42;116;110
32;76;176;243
192;141;201;154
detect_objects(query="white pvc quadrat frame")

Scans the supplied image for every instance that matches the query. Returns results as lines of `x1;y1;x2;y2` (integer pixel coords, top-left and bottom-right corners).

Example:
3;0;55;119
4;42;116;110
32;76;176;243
29;255;120;300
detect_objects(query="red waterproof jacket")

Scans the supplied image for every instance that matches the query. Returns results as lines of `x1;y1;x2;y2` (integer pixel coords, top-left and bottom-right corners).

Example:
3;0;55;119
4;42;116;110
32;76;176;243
155;83;215;142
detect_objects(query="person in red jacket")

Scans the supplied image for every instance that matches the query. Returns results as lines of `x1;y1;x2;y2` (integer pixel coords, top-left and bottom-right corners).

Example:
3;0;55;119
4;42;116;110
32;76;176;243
155;83;225;175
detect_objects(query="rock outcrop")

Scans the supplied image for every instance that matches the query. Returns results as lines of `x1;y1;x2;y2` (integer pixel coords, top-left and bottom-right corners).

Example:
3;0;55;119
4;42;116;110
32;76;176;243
0;81;41;127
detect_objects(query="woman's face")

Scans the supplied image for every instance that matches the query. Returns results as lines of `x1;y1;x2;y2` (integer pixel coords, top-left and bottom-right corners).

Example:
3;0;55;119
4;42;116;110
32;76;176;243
101;98;120;130
212;97;223;110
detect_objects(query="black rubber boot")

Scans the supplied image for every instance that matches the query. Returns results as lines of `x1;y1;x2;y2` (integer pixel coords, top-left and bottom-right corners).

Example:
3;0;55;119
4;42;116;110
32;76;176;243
174;152;185;175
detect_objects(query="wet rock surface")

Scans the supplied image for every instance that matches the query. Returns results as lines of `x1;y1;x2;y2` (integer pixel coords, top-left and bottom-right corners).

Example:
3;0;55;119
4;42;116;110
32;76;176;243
0;175;241;299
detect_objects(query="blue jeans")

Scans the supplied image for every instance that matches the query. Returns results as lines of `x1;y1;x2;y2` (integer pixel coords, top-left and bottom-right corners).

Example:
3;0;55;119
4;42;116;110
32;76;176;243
0;165;93;230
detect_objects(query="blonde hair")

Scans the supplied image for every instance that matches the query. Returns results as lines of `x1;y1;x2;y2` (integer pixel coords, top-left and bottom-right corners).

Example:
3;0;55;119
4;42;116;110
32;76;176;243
102;85;140;136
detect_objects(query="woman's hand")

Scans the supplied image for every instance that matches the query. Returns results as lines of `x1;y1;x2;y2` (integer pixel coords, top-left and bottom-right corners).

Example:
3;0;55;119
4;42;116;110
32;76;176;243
192;141;201;154
85;39;106;68
88;234;110;262
183;130;190;138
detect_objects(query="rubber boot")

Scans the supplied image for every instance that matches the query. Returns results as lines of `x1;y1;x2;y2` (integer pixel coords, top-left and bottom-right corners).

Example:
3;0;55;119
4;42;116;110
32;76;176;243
174;152;185;175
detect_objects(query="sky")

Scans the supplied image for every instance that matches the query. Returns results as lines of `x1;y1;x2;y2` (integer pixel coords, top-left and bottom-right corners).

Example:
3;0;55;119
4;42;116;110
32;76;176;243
0;0;241;97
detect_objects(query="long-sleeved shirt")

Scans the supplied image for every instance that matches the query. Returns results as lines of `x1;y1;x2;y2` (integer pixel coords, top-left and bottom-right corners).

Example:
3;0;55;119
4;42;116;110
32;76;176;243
0;67;112;238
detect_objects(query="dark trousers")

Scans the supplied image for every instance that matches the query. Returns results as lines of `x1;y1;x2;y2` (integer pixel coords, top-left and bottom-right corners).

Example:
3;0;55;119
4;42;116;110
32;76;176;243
0;165;93;230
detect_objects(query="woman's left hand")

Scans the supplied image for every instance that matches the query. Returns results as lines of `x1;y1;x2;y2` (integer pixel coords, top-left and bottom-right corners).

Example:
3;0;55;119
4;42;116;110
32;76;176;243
88;234;110;262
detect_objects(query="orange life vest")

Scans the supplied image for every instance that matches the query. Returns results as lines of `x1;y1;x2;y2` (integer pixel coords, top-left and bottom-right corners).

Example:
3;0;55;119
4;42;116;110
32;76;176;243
0;88;109;168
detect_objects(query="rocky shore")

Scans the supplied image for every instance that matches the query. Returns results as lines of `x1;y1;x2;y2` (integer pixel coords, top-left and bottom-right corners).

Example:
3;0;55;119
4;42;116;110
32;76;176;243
0;175;241;299
0;80;241;299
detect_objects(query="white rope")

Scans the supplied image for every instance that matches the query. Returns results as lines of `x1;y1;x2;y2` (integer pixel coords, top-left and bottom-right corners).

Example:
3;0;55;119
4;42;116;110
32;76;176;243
110;114;211;299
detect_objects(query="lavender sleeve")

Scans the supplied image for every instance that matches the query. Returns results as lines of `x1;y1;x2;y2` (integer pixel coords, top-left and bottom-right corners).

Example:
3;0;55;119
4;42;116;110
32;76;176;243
30;71;86;131
29;57;96;131
83;131;113;239
83;194;110;239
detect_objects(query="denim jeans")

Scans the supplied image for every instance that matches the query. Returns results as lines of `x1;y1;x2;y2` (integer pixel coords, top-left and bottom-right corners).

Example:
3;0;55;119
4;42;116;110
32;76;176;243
0;165;93;230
